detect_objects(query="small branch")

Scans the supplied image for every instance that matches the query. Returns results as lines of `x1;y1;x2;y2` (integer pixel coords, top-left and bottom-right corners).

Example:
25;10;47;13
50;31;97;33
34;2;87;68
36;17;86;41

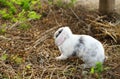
0;35;11;40
70;8;80;20
9;21;21;30
86;19;112;27
9;19;32;30
33;26;61;48
49;6;61;26
70;8;88;26
50;68;56;79
40;69;47;79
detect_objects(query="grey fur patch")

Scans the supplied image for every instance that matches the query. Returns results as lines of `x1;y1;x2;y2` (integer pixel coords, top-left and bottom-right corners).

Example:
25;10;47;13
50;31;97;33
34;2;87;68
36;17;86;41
90;44;98;57
75;36;84;48
79;36;84;44
72;50;77;56
90;51;97;57
76;43;80;48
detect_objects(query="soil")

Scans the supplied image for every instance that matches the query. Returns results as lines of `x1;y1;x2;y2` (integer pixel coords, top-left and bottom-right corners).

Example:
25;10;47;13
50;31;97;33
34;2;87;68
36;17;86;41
0;3;120;79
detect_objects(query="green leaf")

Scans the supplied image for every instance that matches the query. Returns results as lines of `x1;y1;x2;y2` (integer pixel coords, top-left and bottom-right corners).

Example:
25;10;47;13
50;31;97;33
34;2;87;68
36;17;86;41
7;2;17;14
0;0;8;6
15;57;23;64
0;9;13;19
18;9;27;21
56;0;64;7
28;11;41;19
0;29;6;34
90;67;95;74
11;17;18;22
26;64;31;69
95;62;103;73
1;53;8;61
20;0;31;10
18;23;31;30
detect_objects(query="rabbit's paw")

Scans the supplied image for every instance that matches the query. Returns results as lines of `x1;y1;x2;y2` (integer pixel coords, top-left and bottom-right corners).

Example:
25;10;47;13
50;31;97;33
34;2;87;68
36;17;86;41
80;64;91;69
56;55;68;60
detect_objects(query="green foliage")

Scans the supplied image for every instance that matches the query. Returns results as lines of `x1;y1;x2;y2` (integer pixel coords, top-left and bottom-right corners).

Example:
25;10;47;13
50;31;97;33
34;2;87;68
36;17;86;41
28;11;41;20
14;57;23;64
69;0;77;6
56;0;64;7
90;67;95;74
17;9;27;22
0;9;13;19
95;62;103;73
90;62;103;74
0;0;8;6
90;62;104;78
0;0;16;14
48;0;53;5
0;24;6;34
20;0;31;10
26;64;31;69
0;29;6;34
0;0;41;28
13;0;41;11
0;0;16;20
0;0;42;31
11;55;23;64
55;0;77;7
8;3;16;14
18;23;31;30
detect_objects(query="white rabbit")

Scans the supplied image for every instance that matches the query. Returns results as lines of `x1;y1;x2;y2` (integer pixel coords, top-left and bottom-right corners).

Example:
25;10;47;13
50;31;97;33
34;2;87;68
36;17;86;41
54;26;105;68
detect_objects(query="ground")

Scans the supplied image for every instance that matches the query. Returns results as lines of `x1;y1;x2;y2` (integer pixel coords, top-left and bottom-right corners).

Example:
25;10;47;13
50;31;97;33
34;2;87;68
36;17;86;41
0;2;120;79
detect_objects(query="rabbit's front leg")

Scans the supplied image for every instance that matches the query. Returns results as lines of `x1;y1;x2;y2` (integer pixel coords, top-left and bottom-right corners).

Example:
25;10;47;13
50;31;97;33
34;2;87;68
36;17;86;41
56;54;68;60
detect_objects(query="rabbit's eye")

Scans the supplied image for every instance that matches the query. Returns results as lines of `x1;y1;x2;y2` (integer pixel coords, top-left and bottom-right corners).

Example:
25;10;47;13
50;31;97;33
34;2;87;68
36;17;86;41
56;29;63;38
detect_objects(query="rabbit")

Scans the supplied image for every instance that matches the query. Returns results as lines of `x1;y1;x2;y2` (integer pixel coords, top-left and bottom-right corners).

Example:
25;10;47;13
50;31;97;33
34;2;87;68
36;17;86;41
54;26;106;68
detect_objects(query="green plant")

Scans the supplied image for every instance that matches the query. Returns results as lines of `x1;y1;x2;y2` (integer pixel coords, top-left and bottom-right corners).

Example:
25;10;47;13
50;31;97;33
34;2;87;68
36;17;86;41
48;0;54;5
8;2;16;14
0;0;41;31
0;24;6;34
14;57;23;64
55;0;77;7
90;62;103;74
56;0;64;7
0;53;8;61
0;0;16;20
0;9;13;19
28;11;41;20
90;62;103;78
0;0;16;14
17;9;27;22
11;55;23;64
0;28;6;34
0;0;41;20
18;23;31;30
68;0;77;7
19;0;31;10
26;64;31;69
0;0;8;7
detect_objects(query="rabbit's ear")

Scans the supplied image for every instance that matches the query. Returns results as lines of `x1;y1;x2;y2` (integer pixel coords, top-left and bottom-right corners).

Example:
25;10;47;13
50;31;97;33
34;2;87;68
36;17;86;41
54;26;72;46
64;27;73;35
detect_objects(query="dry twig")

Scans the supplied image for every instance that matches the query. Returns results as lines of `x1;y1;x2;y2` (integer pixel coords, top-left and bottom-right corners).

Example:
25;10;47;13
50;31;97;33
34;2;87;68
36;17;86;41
0;35;11;40
33;26;61;48
86;19;112;28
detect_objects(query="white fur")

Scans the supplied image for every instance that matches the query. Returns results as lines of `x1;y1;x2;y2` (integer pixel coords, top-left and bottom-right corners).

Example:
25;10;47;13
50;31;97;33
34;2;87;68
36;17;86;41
54;27;105;68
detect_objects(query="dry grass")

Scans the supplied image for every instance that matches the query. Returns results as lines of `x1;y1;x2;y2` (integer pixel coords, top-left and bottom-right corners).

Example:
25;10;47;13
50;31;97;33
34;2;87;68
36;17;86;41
0;3;120;79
